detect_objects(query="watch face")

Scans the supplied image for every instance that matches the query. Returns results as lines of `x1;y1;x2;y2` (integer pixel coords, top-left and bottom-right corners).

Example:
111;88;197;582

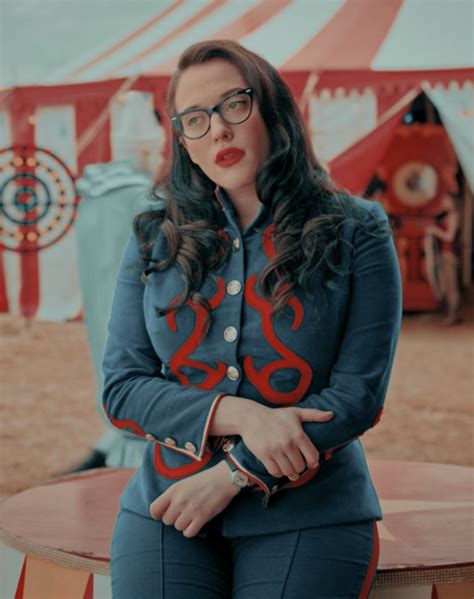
232;470;249;488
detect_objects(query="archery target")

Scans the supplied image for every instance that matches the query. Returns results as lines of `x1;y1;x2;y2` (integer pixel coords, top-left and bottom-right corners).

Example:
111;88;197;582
392;161;438;208
0;145;79;252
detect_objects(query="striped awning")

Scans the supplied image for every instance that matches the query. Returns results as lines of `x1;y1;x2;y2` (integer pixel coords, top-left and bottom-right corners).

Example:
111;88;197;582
49;0;474;84
1;0;472;321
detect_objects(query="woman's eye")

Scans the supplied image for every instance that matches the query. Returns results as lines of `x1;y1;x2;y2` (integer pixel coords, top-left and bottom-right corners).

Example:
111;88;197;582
185;114;202;127
228;100;246;111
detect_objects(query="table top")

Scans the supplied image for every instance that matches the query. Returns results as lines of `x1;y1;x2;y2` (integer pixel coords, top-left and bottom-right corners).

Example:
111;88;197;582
0;460;472;574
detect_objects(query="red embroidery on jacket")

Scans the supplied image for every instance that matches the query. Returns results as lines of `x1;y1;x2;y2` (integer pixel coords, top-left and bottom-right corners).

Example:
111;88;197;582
104;410;146;438
154;444;212;479
167;277;227;390
243;224;313;404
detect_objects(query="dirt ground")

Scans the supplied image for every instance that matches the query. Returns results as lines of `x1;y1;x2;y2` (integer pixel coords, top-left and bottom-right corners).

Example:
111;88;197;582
1;290;473;503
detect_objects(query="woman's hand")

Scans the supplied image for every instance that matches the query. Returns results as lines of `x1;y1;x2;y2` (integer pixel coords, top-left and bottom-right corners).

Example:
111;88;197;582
149;461;239;538
240;404;334;478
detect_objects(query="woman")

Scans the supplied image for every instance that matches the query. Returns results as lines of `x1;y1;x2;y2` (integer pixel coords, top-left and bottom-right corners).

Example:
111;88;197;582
425;193;462;325
103;40;402;598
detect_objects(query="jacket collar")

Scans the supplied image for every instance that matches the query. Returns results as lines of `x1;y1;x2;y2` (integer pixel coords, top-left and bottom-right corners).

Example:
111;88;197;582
214;186;271;235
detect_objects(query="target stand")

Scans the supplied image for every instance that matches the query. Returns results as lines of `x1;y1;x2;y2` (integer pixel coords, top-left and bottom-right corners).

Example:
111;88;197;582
0;462;473;598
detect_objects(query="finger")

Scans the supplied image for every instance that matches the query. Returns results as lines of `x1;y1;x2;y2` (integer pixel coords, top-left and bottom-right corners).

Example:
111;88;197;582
149;495;171;520
182;520;201;538
284;448;306;474
297;408;334;422
298;435;320;469
265;457;283;478
274;452;296;478
174;513;193;532
161;506;181;527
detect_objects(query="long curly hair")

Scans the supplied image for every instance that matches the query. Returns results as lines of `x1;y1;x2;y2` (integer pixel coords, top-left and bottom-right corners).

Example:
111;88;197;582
135;39;377;317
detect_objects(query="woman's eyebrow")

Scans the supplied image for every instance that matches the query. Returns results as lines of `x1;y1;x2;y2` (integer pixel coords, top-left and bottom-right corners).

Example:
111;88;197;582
180;87;245;113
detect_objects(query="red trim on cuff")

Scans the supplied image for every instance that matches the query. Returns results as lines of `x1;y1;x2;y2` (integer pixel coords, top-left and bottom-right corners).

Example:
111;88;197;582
323;448;335;461
278;465;320;491
153;444;212;479
199;392;228;459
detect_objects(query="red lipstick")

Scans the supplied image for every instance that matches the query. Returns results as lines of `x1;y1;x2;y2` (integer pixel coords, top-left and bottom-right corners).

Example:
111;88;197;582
215;147;245;167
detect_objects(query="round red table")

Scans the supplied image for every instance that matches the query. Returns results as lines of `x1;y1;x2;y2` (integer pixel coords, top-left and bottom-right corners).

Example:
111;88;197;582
0;461;473;598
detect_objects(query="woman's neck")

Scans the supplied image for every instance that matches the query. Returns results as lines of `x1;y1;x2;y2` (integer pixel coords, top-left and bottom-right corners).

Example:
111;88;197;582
225;185;262;231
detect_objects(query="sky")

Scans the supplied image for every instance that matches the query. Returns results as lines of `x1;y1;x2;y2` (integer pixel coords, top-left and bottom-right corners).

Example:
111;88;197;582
0;0;162;87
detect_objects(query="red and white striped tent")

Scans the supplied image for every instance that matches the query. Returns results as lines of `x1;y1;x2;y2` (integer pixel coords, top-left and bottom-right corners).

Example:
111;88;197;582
1;0;473;319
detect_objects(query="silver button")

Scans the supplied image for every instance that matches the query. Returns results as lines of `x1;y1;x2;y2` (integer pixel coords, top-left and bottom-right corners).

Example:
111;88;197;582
287;472;300;481
271;485;279;493
164;437;177;447
145;433;157;442
184;441;197;454
223;326;238;342
232;238;240;251
226;280;242;295
226;365;240;381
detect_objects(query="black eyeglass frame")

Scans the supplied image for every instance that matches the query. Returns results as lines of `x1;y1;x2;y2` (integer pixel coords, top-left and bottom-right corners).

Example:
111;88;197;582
171;88;255;140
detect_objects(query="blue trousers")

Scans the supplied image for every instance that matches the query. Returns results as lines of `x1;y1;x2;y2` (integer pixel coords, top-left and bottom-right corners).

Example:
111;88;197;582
111;509;379;598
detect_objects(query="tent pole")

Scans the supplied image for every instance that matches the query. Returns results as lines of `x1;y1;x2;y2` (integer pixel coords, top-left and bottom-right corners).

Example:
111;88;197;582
76;75;139;157
424;93;436;123
462;179;472;287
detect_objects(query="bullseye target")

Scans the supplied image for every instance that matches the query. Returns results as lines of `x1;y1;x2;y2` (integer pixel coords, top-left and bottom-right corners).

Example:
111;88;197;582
392;161;438;208
0;145;79;252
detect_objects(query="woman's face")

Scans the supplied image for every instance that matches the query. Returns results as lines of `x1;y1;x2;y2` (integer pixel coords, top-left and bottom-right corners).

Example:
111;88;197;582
173;59;270;199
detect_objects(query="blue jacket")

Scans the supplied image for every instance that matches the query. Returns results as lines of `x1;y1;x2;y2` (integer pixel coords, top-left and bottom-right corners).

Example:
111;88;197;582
102;190;402;537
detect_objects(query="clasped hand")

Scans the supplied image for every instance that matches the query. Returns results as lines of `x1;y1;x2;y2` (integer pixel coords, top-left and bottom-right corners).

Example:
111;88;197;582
149;402;333;537
149;460;239;538
239;403;334;478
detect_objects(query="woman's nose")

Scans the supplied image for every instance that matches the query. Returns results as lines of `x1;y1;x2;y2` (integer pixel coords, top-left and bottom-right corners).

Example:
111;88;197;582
210;112;232;141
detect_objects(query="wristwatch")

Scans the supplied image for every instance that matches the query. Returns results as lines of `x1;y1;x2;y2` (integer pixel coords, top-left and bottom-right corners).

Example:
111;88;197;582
230;468;249;489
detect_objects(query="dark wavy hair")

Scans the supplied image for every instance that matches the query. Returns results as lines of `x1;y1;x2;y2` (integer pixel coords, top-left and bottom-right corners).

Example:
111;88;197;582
135;39;381;317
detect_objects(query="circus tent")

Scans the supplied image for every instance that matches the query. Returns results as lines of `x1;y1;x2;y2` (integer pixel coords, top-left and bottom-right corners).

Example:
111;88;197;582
0;0;473;319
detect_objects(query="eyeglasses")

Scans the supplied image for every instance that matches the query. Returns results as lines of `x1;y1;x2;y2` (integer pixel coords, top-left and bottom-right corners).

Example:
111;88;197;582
171;88;254;140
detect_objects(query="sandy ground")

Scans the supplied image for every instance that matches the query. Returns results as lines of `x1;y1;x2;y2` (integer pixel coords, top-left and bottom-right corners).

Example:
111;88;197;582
1;290;473;503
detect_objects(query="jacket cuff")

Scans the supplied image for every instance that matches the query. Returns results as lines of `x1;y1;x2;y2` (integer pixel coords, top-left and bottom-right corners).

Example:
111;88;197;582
145;391;228;461
222;436;337;507
223;439;273;496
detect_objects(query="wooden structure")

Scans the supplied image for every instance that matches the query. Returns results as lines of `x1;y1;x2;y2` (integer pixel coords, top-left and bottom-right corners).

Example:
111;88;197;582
0;461;473;598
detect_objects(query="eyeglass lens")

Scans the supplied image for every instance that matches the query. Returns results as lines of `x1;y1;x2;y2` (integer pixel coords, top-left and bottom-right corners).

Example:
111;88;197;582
180;92;252;139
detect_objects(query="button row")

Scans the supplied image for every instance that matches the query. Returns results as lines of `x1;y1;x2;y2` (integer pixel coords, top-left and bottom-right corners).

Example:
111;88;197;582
144;434;196;454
